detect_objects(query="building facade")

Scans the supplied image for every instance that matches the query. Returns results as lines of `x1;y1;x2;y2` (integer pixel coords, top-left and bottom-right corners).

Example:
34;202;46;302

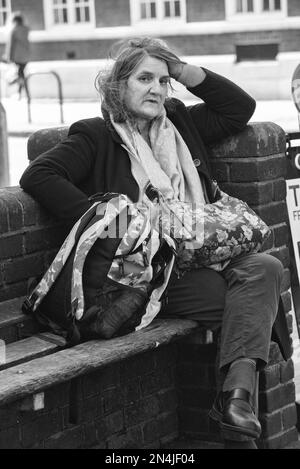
0;0;299;60
0;0;299;99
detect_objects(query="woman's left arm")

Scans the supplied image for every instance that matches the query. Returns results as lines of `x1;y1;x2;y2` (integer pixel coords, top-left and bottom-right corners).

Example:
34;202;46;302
171;64;256;145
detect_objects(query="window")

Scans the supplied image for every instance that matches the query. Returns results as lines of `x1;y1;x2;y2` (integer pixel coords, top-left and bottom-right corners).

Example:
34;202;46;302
236;0;254;13
262;0;281;11
46;0;94;28
53;0;68;24
226;0;286;19
0;0;11;27
132;0;185;23
164;0;181;18
140;1;156;19
74;0;91;23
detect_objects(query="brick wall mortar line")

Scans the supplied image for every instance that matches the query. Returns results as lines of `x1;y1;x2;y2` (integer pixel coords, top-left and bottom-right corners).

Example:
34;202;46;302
210;153;286;163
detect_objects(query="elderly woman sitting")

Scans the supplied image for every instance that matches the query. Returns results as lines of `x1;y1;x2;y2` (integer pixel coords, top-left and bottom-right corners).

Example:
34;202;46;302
20;37;289;449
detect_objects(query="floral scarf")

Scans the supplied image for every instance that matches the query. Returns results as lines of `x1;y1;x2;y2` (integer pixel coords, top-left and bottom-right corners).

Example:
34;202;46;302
110;108;206;205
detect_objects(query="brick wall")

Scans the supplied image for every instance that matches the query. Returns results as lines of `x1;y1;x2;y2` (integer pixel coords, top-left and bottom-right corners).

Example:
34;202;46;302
177;333;221;443
27;39;117;61
208;122;290;270
95;0;130;27
0;188;68;303
11;0;45;30
186;0;225;22
0;345;179;449
258;344;298;448
288;0;300;17
175;122;298;449
177;339;298;449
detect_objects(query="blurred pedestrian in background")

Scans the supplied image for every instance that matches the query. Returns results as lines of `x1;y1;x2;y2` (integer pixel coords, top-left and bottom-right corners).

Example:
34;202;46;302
3;12;30;99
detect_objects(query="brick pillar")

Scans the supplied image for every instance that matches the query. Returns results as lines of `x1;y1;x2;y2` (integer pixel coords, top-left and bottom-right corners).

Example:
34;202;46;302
0;187;68;304
177;329;220;442
209;122;298;448
178;122;298;448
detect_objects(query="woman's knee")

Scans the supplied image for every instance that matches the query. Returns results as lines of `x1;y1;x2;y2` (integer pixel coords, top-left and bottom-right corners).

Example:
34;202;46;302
253;253;284;281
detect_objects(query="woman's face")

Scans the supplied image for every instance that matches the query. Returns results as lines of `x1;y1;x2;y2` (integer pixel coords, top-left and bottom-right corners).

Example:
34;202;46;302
122;55;170;123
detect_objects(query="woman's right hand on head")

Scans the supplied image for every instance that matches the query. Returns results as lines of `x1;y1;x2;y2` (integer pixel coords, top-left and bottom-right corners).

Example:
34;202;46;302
168;60;186;81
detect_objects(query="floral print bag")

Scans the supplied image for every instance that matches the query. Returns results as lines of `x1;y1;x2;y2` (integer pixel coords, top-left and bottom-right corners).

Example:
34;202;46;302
157;186;272;273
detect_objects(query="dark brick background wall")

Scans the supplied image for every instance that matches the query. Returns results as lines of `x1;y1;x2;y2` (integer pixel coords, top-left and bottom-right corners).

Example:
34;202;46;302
177;337;298;449
0;188;68;303
0;345;179;449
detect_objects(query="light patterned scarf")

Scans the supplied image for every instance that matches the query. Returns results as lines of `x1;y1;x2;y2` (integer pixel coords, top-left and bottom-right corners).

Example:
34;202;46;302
110;108;206;205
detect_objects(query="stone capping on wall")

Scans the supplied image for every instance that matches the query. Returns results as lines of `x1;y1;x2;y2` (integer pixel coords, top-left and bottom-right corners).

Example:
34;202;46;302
27;127;69;162
0;319;199;407
208;122;287;158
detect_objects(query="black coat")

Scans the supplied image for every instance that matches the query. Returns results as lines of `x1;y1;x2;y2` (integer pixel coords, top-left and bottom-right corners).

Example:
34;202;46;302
20;68;292;361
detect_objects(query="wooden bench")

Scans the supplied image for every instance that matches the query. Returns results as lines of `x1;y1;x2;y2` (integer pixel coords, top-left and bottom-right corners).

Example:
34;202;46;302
0;121;298;449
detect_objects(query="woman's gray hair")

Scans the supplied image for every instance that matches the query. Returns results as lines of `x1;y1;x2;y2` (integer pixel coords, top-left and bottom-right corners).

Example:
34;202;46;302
95;37;182;122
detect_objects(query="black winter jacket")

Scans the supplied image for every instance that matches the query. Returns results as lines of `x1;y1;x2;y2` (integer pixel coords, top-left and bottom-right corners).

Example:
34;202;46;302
20;68;256;224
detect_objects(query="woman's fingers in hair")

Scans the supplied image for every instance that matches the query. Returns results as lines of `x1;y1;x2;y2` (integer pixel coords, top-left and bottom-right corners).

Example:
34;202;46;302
168;60;186;81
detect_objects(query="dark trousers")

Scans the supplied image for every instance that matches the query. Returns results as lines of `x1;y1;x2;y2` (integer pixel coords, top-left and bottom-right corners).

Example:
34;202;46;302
14;62;28;97
159;252;284;371
16;63;26;81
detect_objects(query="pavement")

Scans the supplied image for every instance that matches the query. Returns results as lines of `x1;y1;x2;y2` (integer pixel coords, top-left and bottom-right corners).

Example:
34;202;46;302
3;95;300;187
2;96;102;137
2;94;300;137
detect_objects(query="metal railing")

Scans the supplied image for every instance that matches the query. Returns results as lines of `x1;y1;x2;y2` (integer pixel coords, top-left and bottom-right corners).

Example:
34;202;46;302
24;71;64;124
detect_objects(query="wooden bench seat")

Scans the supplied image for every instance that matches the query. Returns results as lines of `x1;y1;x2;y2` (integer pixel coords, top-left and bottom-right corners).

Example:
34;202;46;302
0;297;40;343
0;331;67;372
0;286;201;415
0;297;68;372
0;318;199;407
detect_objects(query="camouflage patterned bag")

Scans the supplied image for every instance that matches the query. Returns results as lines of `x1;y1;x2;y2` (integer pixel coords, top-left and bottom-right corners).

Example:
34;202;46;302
22;191;175;344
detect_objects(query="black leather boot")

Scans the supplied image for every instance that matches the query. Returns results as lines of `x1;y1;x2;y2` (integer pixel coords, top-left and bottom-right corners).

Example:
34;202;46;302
209;388;261;441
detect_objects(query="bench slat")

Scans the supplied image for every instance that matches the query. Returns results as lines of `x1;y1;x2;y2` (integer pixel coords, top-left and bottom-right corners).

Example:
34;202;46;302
0;296;40;344
0;319;199;406
0;297;27;326
0;332;67;371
